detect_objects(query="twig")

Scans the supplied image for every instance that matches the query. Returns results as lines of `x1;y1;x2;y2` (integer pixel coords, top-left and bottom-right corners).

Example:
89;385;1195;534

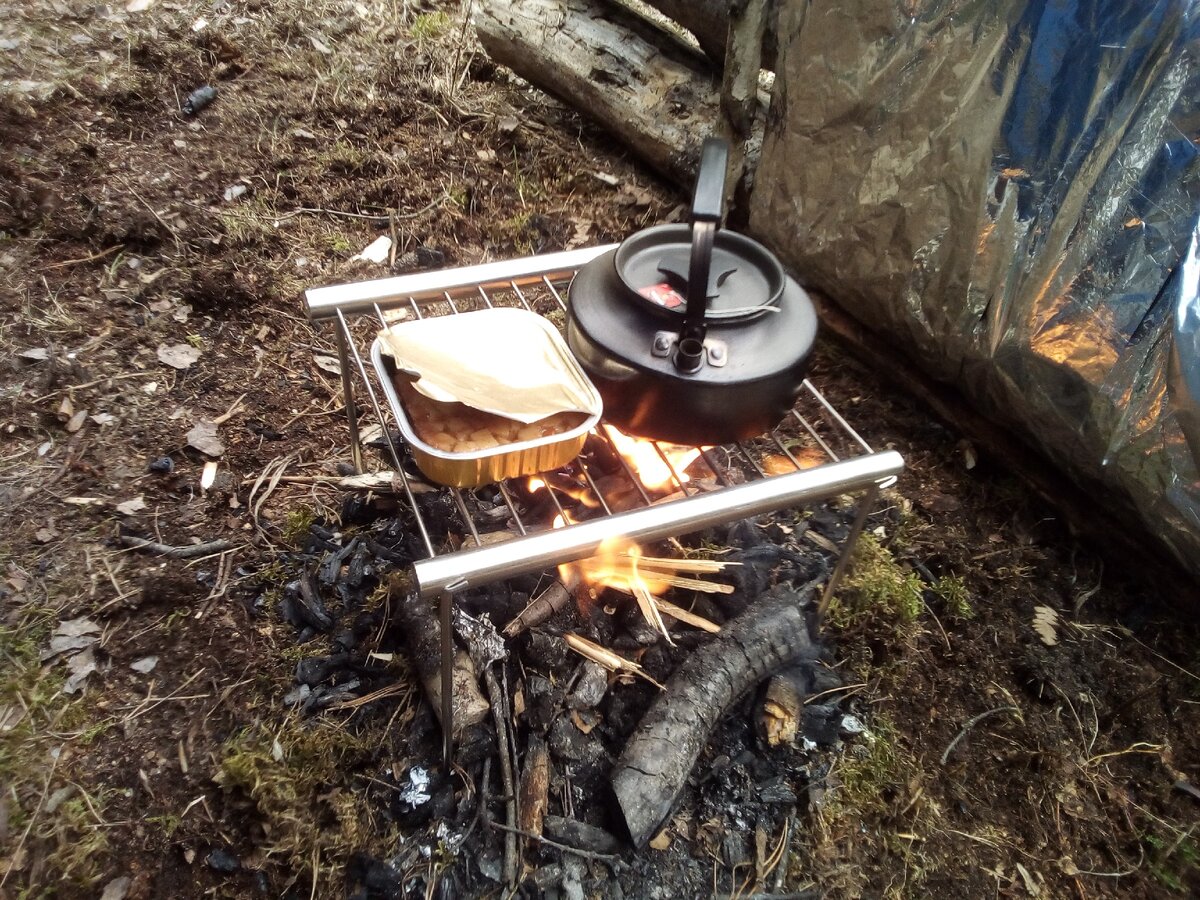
43;243;125;269
211;392;247;426
485;820;619;864
124;182;181;249
940;705;1020;764
482;664;518;887
118;536;235;559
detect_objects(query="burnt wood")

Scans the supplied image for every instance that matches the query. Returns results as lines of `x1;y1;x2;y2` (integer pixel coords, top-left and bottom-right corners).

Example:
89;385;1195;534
474;0;721;185
610;583;818;847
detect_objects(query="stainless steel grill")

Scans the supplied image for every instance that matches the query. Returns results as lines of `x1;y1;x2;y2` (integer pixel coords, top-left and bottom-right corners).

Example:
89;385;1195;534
305;246;904;759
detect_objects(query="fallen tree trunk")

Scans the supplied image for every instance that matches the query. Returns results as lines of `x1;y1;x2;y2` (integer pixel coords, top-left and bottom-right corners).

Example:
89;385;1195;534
610;583;819;847
639;0;780;71
474;0;721;185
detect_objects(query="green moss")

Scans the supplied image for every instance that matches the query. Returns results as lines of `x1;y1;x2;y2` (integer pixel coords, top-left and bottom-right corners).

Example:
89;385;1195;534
830;533;925;627
1144;829;1200;894
216;720;387;869
281;507;317;548
410;11;452;41
931;574;974;620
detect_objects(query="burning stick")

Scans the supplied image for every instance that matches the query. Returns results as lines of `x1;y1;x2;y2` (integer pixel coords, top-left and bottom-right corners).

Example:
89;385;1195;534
653;599;721;633
632;555;741;574
564;633;664;690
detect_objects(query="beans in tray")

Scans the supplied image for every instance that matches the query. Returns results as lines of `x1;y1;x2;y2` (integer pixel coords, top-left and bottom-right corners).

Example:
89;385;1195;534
396;380;587;454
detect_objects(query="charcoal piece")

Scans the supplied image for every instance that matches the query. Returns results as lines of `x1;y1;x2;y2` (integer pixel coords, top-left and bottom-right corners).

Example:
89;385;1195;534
722;829;747;868
528;863;562;889
341;494;397;525
319;538;359;585
521;630;570;671
801;702;842;746
345;853;403;900
206;848;239;873
524;674;565;733
756;775;798;804
294;573;334;631
331;628;357;653
548;715;595;762
282;684;311;706
345;543;371;587
366;537;408;564
567;661;609;710
638;645;674;683
455;721;497;767
542;815;621;854
604;683;658;740
462;583;518;625
295;653;348;686
393;770;452;827
809;507;850;542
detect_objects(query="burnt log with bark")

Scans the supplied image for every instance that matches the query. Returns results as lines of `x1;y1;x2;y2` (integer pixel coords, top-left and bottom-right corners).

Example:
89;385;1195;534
610;583;819;847
474;0;721;185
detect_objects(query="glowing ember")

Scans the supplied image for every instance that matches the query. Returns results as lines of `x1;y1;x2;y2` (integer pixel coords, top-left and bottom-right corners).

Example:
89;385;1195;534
602;424;705;491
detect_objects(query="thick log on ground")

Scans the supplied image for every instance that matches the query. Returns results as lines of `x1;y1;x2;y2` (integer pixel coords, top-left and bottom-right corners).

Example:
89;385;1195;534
474;0;721;185
610;584;818;847
640;0;780;71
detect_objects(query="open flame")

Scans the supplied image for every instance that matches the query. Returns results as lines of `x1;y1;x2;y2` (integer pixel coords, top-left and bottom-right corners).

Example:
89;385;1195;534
602;424;704;492
525;427;715;634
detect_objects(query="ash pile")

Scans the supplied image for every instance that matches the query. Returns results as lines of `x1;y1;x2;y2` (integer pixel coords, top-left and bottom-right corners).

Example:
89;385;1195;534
265;441;882;899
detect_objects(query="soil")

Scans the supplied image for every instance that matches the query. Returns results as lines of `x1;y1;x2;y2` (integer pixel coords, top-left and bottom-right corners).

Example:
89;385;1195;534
2;2;1199;899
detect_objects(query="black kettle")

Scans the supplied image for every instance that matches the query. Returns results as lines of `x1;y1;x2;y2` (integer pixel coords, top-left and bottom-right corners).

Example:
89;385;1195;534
566;138;818;446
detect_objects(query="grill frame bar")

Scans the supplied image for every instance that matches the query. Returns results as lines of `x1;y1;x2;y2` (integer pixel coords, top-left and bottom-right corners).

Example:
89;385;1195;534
304;247;903;762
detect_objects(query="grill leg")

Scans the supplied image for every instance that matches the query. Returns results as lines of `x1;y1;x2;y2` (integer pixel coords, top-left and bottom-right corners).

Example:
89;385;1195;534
335;325;364;474
817;482;881;620
440;587;455;768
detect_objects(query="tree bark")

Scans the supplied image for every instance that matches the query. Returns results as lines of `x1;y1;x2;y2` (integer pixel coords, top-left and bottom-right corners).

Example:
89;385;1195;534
474;0;721;186
610;584;819;847
639;0;779;71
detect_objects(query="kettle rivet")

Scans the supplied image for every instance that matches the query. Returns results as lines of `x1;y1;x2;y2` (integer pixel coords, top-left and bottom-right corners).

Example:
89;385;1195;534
653;334;672;352
709;345;725;362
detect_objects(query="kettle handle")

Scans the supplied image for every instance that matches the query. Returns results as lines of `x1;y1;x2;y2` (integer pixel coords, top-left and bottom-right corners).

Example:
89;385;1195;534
690;137;728;226
676;137;728;373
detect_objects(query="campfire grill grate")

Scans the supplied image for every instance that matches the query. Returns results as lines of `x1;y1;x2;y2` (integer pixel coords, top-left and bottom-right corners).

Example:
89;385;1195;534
305;246;904;758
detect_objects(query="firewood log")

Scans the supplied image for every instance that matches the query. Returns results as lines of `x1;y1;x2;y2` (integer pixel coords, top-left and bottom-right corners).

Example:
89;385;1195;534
474;0;720;185
609;583;818;847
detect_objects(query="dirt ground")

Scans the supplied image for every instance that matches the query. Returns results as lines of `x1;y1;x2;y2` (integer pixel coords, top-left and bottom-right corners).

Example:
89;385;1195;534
2;1;1199;898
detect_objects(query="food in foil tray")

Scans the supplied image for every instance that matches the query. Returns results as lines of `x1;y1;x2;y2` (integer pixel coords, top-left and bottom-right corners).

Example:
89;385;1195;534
372;307;603;487
394;380;588;453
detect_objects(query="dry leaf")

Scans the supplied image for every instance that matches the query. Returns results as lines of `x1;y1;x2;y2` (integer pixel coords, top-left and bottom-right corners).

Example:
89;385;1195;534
90;413;116;426
65;409;88;433
157;343;202;370
313;353;343;375
648;830;671;851
116;496;146;516
187;421;225;457
1032;606;1059;647
18;347;49;362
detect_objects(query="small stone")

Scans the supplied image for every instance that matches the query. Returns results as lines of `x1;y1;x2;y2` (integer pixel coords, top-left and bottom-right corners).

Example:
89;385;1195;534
206;848;239;874
130;656;158;674
148;456;174;474
100;875;132;900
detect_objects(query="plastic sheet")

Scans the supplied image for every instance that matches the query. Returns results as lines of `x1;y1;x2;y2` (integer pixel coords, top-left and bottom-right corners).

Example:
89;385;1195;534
750;0;1200;575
